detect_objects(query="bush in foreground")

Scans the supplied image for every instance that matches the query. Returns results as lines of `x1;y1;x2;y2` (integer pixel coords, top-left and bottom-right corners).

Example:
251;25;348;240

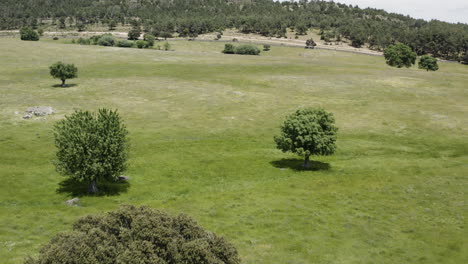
223;43;235;54
384;43;416;68
54;109;129;193
25;205;241;264
116;39;134;48
20;27;39;41
275;108;338;168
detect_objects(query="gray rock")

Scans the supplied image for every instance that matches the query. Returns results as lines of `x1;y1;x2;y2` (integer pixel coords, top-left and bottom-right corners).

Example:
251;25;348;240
65;198;80;206
26;106;54;116
119;175;130;181
22;113;33;119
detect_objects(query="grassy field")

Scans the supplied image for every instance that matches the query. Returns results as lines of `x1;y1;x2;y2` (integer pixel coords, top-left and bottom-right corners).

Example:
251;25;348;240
0;38;467;264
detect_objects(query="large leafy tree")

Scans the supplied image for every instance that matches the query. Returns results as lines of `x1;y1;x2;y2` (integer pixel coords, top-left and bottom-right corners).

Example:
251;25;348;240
53;109;129;193
384;43;417;68
25;205;241;264
418;55;439;71
49;61;78;87
275;108;338;168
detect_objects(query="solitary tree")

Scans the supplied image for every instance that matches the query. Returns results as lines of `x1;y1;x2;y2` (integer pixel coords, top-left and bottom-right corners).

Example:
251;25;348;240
25;205;241;264
305;38;317;49
19;27;39;41
49;61;78;87
275;108;338;168
54;109;129;193
418;55;439;71
384;43;417;68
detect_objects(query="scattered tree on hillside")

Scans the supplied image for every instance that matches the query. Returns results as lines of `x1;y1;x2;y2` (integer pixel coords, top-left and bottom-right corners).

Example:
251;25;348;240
305;38;317;49
418;55;439;71
25;205;241;264
384;43;417;68
53;109;129;193
108;19;117;30
275;108;338;169
461;53;468;65
20;27;39;41
76;22;85;32
143;33;155;46
49;62;78;87
128;27;141;40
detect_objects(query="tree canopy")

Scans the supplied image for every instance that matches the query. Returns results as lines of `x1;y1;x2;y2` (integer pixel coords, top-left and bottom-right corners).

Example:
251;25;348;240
25;205;241;264
53;109;129;193
275;108;338;168
384;44;417;68
418;55;439;71
1;0;467;61
49;61;78;87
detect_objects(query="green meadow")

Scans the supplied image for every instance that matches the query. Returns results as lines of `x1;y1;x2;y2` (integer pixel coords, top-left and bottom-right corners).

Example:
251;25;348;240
0;38;466;263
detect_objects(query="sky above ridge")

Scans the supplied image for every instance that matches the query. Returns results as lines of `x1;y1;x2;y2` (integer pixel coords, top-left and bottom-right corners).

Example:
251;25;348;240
278;0;468;24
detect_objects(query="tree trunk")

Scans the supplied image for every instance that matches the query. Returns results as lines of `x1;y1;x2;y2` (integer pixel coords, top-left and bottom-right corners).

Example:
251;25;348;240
88;180;98;193
61;79;66;87
304;155;311;169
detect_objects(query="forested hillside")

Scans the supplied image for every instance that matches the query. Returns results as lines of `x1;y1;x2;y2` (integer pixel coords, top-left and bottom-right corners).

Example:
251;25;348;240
1;0;467;61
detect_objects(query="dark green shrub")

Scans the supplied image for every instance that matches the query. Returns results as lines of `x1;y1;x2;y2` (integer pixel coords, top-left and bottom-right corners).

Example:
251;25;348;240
263;44;271;51
234;44;260;55
418;55;439;71
53;37;59;40
305;38;316;49
77;37;90;45
128;27;141;40
25;205;241;264
462;53;468;65
384;43;417;68
136;40;149;49
143;33;155;46
20;27;39;41
97;35;115;46
223;43;235;54
116;40;134;48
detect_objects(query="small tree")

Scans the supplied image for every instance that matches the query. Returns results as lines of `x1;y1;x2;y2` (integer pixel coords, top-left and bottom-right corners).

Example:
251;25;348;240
49;62;78;87
20;27;39;41
384;43;417;68
53;109;129;193
143;33;155;46
163;41;171;51
462;53;468;65
418;55;439;71
263;44;271;51
76;23;85;32
108;19;117;30
97;34;115;46
25;205;240;264
128;27;141;40
275;108;338;168
305;38;316;49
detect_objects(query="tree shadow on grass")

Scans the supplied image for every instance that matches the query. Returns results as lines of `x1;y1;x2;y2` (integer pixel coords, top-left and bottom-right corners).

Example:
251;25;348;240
270;158;330;171
52;83;78;88
56;178;130;197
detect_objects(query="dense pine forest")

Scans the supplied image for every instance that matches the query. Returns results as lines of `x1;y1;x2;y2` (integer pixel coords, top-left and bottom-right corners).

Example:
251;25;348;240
1;0;468;61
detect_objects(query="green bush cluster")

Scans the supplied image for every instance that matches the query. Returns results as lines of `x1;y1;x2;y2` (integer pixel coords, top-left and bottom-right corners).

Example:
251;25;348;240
20;27;39;41
26;205;241;264
74;34;162;50
223;44;260;55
